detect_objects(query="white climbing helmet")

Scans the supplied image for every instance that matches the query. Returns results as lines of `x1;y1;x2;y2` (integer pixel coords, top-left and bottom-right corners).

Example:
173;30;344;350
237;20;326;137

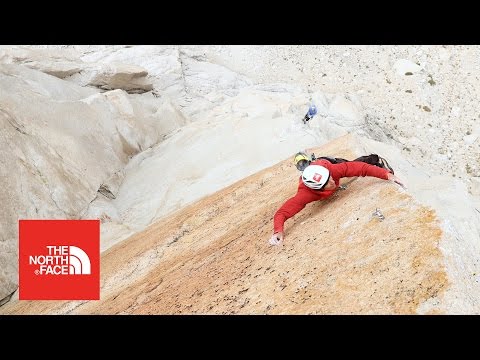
302;165;330;190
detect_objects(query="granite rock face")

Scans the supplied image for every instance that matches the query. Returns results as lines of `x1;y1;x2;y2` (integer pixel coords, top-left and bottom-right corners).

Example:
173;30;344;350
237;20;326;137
0;134;454;315
1;46;480;313
0;63;179;302
0;47;153;93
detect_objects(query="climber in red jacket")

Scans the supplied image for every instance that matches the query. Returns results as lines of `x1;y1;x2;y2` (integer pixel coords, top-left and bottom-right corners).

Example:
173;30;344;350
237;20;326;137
269;154;405;246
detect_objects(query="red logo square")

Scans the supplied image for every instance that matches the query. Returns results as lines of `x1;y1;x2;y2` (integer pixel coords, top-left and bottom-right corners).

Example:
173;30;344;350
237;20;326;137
19;220;100;300
313;173;322;182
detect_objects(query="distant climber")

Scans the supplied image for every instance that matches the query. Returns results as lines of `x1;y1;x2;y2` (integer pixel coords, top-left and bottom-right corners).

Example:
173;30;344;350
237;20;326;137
269;152;405;245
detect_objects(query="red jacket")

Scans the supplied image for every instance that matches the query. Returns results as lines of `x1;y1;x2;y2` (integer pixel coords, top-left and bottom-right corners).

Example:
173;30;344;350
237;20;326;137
273;160;390;233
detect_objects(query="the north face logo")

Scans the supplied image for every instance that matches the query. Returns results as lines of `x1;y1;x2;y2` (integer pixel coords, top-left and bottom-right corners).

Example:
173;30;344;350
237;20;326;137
19;220;100;300
313;173;322;182
28;245;91;275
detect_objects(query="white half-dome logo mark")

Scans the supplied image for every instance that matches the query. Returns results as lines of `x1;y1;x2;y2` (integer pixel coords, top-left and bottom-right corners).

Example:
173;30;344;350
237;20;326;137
69;246;91;275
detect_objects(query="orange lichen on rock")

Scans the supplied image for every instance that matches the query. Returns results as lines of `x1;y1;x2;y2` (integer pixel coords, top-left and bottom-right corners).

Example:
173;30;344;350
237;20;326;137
1;134;449;315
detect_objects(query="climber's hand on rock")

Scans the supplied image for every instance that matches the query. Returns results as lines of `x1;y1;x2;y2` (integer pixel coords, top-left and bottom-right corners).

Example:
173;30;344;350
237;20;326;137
388;173;406;189
269;232;284;246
